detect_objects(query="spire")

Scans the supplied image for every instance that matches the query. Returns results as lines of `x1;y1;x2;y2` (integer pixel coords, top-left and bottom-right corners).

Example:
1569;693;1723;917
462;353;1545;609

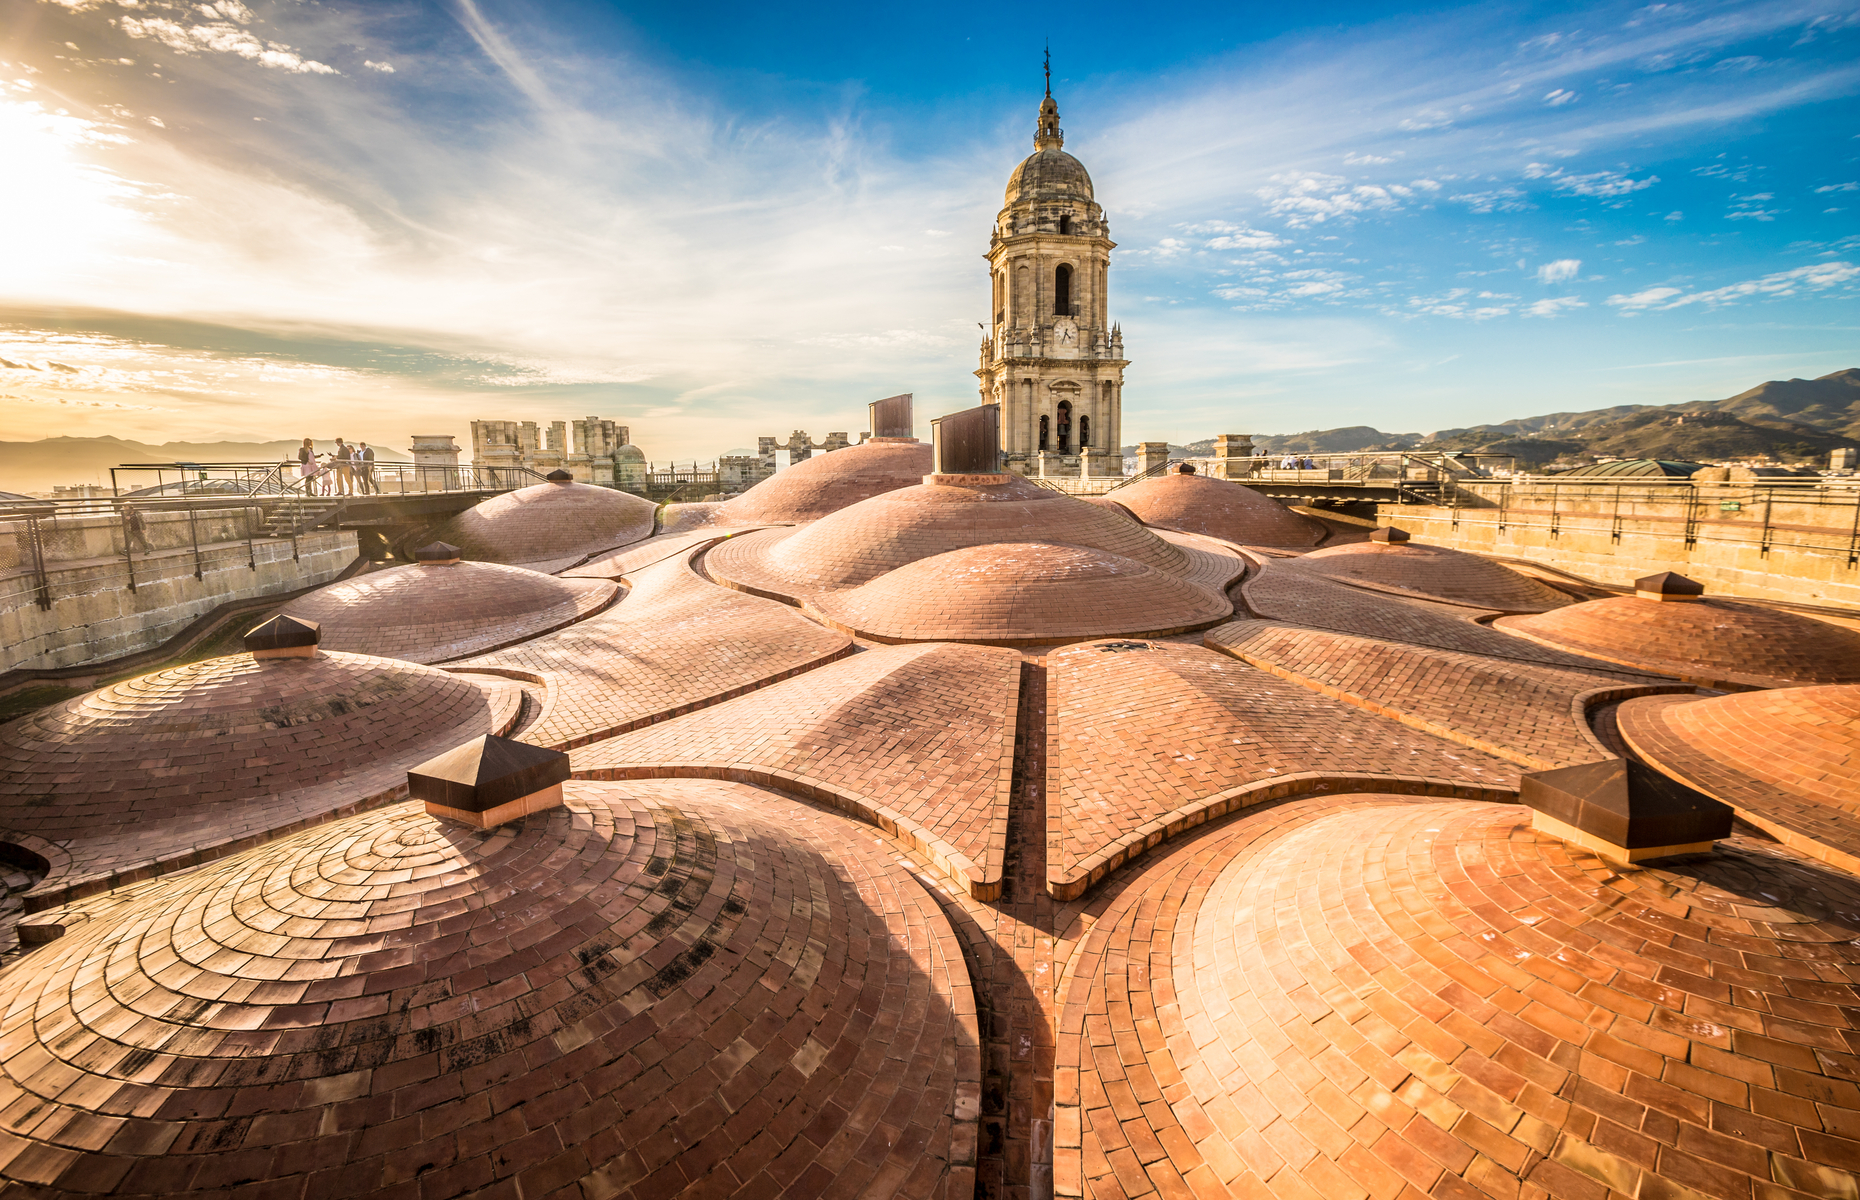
1035;47;1063;151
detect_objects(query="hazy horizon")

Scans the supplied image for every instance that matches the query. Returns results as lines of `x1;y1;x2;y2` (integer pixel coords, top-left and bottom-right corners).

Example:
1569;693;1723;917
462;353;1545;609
2;0;1856;461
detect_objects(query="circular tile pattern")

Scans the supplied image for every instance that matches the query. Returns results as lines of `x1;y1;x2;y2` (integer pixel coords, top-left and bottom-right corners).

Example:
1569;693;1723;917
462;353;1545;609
290;561;616;663
0;780;976;1198
0;652;504;898
1066;797;1860;1200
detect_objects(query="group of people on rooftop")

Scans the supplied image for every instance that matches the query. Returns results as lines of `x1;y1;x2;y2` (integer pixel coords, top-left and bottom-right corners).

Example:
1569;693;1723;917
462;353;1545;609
1278;453;1322;470
294;437;377;496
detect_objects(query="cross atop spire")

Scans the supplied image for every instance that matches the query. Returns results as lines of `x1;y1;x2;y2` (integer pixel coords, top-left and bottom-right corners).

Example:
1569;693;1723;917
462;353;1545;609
1035;46;1063;150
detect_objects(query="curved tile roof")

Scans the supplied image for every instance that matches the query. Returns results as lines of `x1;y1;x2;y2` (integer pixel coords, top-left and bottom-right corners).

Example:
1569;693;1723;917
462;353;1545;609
573;642;1019;898
0;780;978;1198
290;561;616;663
1619;685;1860;873
1496;596;1860;689
1060;795;1860;1200
1286;539;1574;612
717;439;933;524
419;480;655;567
1111;471;1322;547
809;542;1231;646
0;651;511;904
708;474;1190;598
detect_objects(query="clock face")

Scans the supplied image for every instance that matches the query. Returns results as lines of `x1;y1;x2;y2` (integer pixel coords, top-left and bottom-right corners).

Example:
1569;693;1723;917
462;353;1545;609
1053;316;1078;346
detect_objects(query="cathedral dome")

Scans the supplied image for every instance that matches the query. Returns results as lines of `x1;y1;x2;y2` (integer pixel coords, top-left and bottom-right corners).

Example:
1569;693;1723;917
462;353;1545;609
1005;146;1095;206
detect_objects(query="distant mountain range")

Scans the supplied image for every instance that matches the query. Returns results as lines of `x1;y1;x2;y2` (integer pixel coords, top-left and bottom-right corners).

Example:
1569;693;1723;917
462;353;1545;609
1125;369;1860;469
0;436;408;494
7;370;1857;493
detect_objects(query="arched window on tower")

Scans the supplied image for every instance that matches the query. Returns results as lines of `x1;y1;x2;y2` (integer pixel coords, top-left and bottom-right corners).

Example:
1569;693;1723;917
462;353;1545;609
1059;215;1073;235
1079;415;1090;449
1039;414;1050;451
1055;264;1073;317
1057;400;1073;453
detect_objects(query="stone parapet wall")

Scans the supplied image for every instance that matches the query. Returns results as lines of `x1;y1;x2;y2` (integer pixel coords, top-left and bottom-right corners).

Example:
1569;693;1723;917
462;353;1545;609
1388;480;1860;607
1;509;355;671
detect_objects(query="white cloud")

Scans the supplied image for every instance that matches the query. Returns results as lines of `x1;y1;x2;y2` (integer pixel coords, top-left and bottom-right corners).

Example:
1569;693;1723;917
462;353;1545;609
1535;258;1581;283
1397;109;1453;130
1525;296;1586;317
1257;173;1401;228
1606;286;1684;310
1523;162;1658;198
1814;182;1857;193
1343;151;1395;165
364;60;394;74
1448;188;1530;214
1727;192;1780;221
1666;261;1859;306
117;16;338;74
1606;263;1859;312
1183;220;1286;250
1544;89;1578;106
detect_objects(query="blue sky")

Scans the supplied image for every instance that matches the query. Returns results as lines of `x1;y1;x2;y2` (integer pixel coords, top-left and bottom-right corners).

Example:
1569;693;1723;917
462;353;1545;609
0;0;1855;459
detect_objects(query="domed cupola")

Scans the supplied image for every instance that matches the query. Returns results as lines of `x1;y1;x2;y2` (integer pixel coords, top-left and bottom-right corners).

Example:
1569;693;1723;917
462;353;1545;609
998;84;1104;238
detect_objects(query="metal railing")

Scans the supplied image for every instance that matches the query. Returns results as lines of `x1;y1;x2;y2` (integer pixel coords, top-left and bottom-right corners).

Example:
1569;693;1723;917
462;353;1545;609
1029;451;1520;495
1416;476;1860;565
107;460;549;499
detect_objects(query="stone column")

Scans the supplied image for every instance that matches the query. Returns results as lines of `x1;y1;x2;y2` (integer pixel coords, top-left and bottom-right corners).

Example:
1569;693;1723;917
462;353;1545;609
1138;442;1168;475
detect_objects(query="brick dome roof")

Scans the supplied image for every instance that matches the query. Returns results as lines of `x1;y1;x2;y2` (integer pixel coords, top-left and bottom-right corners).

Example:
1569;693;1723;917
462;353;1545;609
708;473;1191;599
809;542;1231;645
718;438;933;524
1110;471;1323;547
420;480;654;566
0;651;510;901
1617;685;1860;871
1288;539;1573;611
1066;796;1860;1200
0;780;977;1198
1495;595;1860;688
291;561;616;663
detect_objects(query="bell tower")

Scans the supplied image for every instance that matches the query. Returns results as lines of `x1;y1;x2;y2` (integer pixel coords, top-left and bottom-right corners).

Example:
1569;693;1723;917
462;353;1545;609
976;62;1127;476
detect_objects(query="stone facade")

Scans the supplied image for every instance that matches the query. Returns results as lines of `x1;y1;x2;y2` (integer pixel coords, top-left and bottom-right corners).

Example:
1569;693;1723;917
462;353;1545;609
977;86;1126;476
469;416;631;485
0;509;354;671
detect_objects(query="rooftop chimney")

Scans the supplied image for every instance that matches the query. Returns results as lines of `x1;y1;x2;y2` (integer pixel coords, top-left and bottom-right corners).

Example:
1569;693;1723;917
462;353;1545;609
868;393;916;441
1520;757;1732;863
927;404;1004;483
414;541;462;566
408;734;572;830
545;469;574;483
244;614;320;659
1370;526;1411;543
1634;571;1704;602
